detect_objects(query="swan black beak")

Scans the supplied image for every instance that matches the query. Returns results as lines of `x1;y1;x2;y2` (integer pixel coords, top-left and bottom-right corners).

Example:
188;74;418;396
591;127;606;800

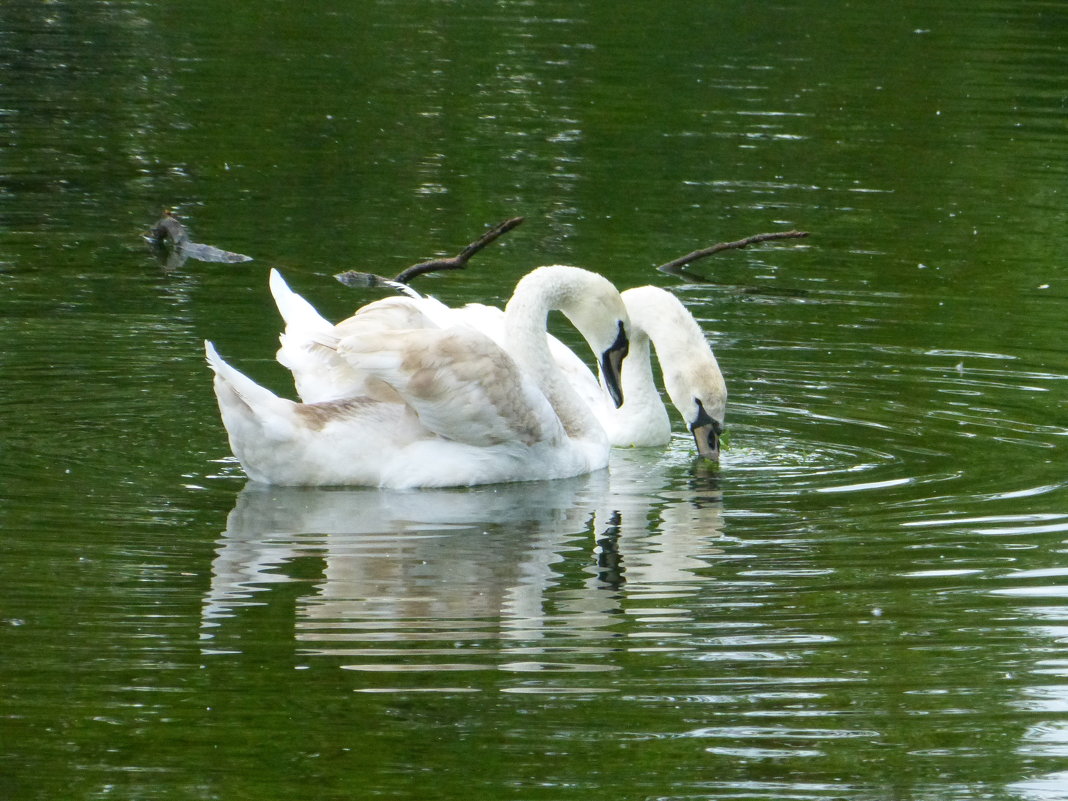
690;399;722;461
600;320;629;409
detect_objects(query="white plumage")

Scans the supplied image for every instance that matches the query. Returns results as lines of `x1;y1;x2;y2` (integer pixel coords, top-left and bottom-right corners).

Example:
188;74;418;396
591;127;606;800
206;265;631;488
564;285;727;458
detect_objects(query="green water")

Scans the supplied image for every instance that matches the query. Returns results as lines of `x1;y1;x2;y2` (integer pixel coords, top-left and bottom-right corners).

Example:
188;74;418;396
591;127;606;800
3;1;1068;799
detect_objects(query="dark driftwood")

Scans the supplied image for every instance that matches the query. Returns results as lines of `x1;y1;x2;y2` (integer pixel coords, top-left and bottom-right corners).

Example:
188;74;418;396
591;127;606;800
335;216;524;288
147;211;190;248
657;230;809;280
145;210;253;267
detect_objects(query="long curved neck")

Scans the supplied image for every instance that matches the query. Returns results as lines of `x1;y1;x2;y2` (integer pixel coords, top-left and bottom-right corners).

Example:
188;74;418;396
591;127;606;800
504;271;607;443
634;295;707;354
609;328;670;435
626;286;725;421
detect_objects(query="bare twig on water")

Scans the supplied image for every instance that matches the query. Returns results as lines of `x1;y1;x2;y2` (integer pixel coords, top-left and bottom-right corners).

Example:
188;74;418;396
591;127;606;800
657;230;809;281
334;216;525;288
395;216;524;282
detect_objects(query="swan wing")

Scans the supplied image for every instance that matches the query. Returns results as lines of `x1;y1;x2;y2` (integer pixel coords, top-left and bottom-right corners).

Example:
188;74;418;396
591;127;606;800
270;269;369;403
270;268;334;337
336;326;565;448
206;340;305;442
271;273;440;404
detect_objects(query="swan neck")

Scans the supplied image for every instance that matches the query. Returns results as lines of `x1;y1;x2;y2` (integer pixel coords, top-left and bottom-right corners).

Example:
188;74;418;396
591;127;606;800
618;329;657;403
504;274;606;442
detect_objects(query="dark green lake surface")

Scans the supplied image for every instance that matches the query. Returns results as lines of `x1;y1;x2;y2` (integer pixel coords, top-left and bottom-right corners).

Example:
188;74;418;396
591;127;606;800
3;1;1068;799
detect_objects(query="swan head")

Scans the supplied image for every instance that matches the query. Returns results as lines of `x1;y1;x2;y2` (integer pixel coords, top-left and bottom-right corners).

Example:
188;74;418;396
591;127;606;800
598;320;629;407
661;350;727;461
507;265;632;409
688;397;725;461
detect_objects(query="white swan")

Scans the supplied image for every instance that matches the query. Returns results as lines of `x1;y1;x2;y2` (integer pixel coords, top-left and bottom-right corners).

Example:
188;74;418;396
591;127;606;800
205;265;631;488
271;273;726;459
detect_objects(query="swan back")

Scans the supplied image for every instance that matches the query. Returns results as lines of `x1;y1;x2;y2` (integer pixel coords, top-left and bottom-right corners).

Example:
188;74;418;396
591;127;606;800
623;286;727;459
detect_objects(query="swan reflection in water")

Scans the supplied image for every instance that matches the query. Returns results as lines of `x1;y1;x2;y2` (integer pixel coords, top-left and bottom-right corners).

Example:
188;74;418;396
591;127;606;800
201;449;726;675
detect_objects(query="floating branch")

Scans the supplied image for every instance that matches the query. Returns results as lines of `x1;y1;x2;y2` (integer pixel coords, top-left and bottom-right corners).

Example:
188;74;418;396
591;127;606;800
395;216;524;283
657;230;809;280
145;209;253;268
147;210;190;249
332;272;412;291
334;216;525;288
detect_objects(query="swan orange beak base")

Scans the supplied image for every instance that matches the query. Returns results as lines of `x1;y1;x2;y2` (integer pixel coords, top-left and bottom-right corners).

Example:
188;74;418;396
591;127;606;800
600;321;629;409
690;399;722;461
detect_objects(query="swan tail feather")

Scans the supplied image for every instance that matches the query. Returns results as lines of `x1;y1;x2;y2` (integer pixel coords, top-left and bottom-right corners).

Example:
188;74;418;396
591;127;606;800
268;269;361;401
205;340;298;436
269;268;333;333
270;267;339;367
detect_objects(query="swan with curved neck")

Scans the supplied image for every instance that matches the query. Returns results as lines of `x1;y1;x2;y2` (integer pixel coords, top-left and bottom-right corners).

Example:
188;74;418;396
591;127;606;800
273;273;724;459
206;266;630;488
